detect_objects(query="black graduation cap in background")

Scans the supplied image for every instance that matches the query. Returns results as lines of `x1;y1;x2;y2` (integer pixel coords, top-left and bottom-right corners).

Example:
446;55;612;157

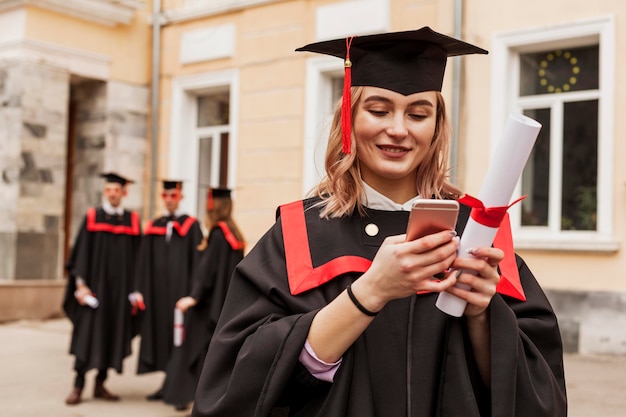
162;179;183;191
99;172;133;186
296;26;488;153
206;187;232;210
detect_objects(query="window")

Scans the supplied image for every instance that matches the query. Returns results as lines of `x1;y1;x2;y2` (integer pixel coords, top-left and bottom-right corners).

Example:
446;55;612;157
302;57;343;194
491;17;616;251
169;70;239;223
195;91;231;220
519;46;599;231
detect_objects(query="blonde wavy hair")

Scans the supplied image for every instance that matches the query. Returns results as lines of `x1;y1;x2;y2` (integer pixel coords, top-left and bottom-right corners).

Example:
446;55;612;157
310;87;461;218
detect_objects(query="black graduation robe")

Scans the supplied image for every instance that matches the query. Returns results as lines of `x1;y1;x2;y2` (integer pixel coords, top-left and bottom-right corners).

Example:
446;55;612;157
162;222;245;407
63;207;141;373
191;198;567;417
135;214;204;374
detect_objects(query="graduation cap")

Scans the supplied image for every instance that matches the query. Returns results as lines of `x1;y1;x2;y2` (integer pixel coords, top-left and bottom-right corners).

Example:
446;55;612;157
206;187;232;210
296;26;488;153
99;172;133;186
162;180;183;191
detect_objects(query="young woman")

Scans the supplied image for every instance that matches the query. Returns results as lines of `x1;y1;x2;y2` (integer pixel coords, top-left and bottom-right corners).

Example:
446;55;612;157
161;188;245;411
191;27;567;417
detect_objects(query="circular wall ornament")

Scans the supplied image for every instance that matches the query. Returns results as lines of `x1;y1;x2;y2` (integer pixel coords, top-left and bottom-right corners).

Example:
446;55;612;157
538;50;580;93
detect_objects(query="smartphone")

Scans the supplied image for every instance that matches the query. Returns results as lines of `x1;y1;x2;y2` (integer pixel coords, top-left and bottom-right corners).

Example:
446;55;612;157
406;199;460;241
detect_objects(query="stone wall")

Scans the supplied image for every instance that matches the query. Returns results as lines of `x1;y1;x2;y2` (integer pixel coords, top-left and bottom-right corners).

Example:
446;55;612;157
0;61;148;282
546;289;626;355
69;79;107;241
0;61;70;281
0;280;65;322
68;80;148;243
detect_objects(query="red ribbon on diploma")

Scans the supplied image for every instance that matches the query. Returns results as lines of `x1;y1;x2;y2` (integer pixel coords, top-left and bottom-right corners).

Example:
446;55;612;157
458;194;527;301
131;299;146;316
458;194;527;228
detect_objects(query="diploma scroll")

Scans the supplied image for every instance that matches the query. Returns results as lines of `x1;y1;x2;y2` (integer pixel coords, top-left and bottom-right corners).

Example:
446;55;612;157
76;291;99;309
435;113;542;317
128;292;146;315
174;307;185;346
84;294;99;309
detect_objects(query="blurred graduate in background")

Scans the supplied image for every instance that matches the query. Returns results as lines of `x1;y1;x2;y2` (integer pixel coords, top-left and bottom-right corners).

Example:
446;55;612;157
132;179;203;402
162;187;245;411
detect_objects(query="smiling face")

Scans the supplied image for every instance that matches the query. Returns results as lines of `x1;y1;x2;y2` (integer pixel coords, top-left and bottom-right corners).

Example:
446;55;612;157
353;87;438;202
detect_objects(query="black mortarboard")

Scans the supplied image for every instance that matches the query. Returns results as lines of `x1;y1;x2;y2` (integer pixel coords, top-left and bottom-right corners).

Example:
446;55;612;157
99;172;133;186
162;180;183;191
206;187;232;210
296;26;488;153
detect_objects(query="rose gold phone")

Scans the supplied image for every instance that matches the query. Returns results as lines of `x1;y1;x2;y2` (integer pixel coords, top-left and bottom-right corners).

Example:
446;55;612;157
406;199;460;241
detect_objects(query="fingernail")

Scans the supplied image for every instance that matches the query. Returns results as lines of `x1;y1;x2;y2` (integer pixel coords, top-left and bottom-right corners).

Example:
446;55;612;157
466;247;478;255
449;230;458;237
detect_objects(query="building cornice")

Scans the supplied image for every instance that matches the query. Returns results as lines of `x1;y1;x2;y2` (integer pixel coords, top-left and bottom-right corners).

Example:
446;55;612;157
0;0;144;26
0;38;111;79
161;0;286;25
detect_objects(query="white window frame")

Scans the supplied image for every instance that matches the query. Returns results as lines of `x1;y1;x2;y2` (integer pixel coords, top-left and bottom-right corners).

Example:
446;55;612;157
302;57;343;195
490;16;617;252
169;70;239;217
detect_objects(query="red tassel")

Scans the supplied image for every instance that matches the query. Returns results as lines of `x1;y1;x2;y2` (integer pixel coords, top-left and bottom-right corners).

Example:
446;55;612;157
341;37;354;154
207;189;214;210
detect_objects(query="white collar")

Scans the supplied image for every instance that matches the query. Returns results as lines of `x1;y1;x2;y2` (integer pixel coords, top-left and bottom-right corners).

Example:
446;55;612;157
361;182;420;212
163;209;184;219
103;201;124;216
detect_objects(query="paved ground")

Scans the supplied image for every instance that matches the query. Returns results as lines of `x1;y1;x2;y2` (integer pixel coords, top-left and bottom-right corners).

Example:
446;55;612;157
2;318;626;417
0;319;188;417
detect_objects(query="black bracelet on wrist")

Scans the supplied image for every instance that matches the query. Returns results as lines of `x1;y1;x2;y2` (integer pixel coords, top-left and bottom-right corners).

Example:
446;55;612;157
346;283;379;317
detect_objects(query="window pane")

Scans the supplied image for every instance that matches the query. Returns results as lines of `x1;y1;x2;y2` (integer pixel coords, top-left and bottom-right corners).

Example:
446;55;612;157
521;108;551;226
561;100;598;231
520;45;599;96
219;132;229;187
197;92;229;127
197;136;213;220
332;77;343;105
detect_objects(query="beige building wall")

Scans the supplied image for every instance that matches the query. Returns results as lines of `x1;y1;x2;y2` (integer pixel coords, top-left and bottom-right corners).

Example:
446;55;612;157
0;0;622;351
23;5;151;84
159;0;456;244
159;1;312;240
158;0;626;354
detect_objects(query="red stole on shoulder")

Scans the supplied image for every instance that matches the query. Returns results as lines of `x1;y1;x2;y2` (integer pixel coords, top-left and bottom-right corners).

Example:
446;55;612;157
216;221;245;251
144;216;197;237
280;200;525;301
86;207;140;236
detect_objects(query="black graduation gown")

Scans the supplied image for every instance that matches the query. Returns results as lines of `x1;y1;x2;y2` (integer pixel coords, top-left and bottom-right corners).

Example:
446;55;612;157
191;198;567;417
135;214;204;374
63;207;141;373
162;222;245;406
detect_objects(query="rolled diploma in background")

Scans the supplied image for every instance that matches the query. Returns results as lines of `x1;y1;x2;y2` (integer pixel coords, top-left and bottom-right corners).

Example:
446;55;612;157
435;113;542;317
76;292;99;309
173;307;184;346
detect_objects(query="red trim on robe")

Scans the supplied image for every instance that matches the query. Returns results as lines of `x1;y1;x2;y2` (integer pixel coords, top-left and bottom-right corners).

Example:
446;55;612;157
492;213;526;301
86;208;141;236
143;216;197;237
281;200;372;295
217;222;245;251
280;200;525;301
